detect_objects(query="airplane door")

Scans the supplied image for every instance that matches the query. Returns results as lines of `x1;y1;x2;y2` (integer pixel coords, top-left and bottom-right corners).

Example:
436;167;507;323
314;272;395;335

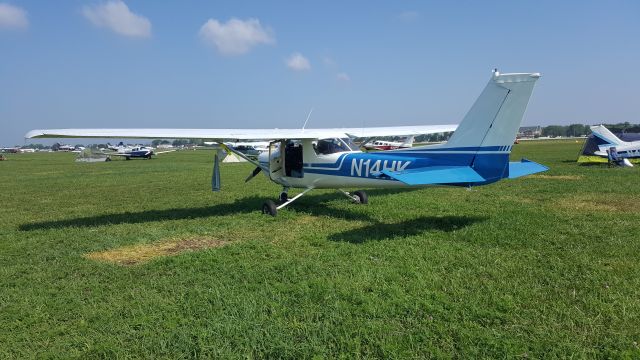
269;141;284;181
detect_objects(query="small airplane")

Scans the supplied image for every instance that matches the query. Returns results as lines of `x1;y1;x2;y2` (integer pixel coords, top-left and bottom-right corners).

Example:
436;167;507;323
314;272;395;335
1;147;20;153
105;145;175;160
363;136;415;151
55;143;76;152
106;142;125;151
26;70;547;216
223;141;270;157
590;125;640;162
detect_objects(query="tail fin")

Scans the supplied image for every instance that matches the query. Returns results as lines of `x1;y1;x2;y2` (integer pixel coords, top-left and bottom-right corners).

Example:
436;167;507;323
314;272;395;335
445;70;540;149
442;70;541;182
590;125;625;146
400;135;414;148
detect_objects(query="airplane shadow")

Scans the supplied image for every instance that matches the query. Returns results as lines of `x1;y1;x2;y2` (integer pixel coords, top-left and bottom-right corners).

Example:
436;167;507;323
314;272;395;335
19;197;268;231
19;188;460;233
328;215;485;244
18;193;382;231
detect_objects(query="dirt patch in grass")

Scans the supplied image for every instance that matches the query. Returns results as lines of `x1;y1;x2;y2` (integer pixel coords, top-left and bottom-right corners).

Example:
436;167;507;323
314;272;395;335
555;194;639;213
528;175;583;180
85;237;229;266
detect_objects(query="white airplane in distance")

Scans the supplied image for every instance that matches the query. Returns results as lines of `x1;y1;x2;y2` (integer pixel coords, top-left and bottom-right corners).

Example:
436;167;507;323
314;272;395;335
26;70;547;216
206;141;270;157
363;136;415;151
590;125;640;161
106;145;175;160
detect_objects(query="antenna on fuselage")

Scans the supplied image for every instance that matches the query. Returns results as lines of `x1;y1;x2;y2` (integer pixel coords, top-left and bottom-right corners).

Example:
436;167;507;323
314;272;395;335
302;108;314;130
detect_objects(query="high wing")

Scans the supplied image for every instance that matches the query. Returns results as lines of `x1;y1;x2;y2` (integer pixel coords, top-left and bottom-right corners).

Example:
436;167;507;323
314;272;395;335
25;125;457;141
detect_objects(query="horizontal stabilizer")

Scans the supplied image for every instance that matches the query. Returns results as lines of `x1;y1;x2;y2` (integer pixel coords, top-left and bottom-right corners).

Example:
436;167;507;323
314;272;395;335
381;166;485;185
508;159;548;179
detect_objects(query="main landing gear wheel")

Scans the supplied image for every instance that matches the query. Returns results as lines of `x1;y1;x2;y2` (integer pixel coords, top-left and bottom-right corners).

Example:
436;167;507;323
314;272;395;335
279;192;288;203
262;200;278;217
353;190;368;204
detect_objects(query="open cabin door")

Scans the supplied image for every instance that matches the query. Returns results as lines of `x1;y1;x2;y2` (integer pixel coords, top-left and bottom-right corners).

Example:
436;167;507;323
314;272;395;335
268;141;284;181
284;141;304;178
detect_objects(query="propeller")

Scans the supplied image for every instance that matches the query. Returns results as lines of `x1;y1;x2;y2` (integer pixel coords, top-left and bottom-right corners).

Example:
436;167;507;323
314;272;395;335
245;166;262;183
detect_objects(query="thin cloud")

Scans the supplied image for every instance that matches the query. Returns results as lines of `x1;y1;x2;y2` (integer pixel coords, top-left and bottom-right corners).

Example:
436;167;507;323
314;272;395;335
397;10;420;22
199;18;274;56
82;0;151;38
286;52;311;71
337;72;351;82
322;56;336;66
0;3;28;30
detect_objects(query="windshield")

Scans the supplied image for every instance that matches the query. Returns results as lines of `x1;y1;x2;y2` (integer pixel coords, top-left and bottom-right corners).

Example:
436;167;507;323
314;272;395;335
313;138;358;155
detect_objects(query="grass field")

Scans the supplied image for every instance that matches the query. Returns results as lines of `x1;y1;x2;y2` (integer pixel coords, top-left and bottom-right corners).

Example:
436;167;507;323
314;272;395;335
1;140;639;358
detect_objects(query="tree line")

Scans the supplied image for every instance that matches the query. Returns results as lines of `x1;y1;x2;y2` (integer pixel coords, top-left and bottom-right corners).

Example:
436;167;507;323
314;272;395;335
541;122;640;137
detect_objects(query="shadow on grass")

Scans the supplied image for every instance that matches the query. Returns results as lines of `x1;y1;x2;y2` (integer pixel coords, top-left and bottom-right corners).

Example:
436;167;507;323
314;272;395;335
19;197;268;231
18;191;390;230
18;188;438;232
328;215;485;244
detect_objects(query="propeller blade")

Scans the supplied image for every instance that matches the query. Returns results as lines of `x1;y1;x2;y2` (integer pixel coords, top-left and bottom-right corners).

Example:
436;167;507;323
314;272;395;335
245;166;262;183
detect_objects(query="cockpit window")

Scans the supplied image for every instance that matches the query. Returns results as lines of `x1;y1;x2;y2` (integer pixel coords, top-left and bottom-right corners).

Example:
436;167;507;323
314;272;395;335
313;138;357;155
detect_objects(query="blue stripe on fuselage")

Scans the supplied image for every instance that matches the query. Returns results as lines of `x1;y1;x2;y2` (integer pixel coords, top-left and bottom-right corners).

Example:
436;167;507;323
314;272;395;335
303;146;511;185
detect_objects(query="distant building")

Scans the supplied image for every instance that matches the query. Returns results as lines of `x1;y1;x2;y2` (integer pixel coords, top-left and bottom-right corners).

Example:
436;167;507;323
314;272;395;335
517;126;542;138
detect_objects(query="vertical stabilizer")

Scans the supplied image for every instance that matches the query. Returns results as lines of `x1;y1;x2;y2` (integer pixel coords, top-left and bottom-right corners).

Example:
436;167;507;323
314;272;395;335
400;135;414;148
440;70;540;182
590;125;625;146
444;70;540;149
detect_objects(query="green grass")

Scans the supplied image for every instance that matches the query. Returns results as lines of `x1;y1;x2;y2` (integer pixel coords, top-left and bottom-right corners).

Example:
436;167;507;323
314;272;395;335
1;141;639;358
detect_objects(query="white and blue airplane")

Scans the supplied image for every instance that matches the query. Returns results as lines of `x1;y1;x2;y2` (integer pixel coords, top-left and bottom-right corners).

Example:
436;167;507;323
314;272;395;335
590;125;640;162
26;70;547;216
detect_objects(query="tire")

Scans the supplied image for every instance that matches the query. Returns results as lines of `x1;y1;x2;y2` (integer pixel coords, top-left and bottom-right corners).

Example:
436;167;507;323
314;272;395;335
125;156;131;161
353;190;368;204
279;192;288;203
262;200;278;216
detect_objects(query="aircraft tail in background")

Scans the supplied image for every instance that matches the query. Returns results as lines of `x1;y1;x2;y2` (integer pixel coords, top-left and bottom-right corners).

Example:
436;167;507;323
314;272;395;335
590;125;626;146
400;135;414;148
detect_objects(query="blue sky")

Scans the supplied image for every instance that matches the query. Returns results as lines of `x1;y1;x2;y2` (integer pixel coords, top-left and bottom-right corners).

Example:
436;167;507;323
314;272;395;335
1;0;639;145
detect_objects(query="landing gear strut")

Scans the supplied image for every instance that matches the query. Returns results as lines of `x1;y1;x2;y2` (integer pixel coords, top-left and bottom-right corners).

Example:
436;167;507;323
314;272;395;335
261;187;314;217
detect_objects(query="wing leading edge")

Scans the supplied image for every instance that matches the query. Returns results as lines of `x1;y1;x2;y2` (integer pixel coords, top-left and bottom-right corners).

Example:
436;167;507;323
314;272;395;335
25;125;457;141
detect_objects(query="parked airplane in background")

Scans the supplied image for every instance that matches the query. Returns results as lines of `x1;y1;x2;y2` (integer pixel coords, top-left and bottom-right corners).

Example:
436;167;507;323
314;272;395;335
106;146;175;160
27;70;547;216
590;125;640;161
1;147;35;153
363;136;415;151
225;141;270;158
56;144;76;152
1;147;20;153
107;142;125;151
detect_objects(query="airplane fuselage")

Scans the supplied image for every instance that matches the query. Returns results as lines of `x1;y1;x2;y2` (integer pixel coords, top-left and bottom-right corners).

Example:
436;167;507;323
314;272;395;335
595;141;640;158
258;139;511;189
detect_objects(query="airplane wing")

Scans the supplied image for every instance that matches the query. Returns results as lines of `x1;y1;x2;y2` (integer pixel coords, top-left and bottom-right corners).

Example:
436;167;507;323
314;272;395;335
25;125;457;141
